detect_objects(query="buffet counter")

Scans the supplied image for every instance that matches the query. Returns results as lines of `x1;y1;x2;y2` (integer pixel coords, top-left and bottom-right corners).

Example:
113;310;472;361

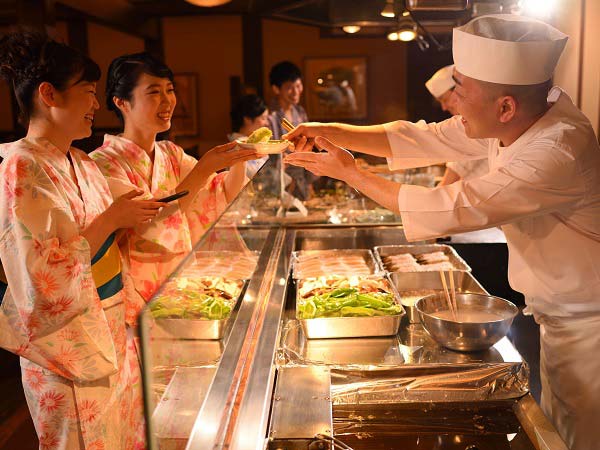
138;161;567;450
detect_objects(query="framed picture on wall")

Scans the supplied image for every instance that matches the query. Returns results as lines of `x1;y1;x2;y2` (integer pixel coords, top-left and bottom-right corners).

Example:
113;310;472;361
304;56;367;121
172;73;198;136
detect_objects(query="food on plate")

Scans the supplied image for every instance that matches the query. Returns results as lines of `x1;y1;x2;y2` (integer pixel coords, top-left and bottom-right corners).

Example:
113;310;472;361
383;251;455;272
150;276;243;321
246;126;272;144
236;127;290;154
297;275;402;319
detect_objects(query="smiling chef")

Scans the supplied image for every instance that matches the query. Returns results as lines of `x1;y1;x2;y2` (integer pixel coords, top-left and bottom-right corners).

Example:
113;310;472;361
284;14;600;450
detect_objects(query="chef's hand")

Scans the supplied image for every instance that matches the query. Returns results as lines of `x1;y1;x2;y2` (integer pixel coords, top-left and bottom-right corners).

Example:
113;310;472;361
283;122;333;153
284;137;357;181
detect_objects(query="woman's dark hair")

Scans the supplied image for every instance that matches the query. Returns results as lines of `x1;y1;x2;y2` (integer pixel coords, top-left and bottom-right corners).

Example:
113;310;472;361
269;61;302;88
230;94;267;132
0;30;100;125
106;52;174;122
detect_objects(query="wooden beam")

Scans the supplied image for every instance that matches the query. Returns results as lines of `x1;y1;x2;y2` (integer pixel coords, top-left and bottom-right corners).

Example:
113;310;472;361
242;14;263;97
55;1;160;42
17;0;55;30
66;17;88;53
144;18;164;61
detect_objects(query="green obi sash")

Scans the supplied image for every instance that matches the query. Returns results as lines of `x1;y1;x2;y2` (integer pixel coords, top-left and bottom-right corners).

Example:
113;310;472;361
91;233;123;300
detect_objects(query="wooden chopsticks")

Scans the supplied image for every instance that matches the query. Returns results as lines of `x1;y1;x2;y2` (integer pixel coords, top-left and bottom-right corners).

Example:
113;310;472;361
281;117;294;133
439;269;458;320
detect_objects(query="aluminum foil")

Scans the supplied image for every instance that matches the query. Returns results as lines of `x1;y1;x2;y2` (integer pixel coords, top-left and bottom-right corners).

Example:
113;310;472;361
277;320;529;401
330;364;529;404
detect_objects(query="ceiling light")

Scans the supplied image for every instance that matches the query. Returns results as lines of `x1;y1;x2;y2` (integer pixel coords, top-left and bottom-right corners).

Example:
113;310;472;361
387;31;399;41
398;28;417;41
381;0;395;18
397;19;417;42
184;0;231;6
342;25;361;34
519;0;557;18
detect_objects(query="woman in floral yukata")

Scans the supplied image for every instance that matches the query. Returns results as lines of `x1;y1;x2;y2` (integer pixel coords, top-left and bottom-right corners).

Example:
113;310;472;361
0;32;165;449
90;53;258;310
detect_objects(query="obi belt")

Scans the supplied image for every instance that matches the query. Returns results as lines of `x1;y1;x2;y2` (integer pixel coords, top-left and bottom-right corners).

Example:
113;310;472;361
92;233;123;300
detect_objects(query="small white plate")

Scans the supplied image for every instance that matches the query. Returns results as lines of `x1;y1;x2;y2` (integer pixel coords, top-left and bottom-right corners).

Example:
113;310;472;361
236;138;290;154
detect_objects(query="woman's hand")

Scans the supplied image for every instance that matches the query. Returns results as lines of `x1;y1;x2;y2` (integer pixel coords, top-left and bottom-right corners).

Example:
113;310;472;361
106;190;164;229
198;142;258;176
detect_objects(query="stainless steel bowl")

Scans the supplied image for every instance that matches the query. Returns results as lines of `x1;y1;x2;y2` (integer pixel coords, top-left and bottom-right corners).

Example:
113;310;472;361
415;293;518;352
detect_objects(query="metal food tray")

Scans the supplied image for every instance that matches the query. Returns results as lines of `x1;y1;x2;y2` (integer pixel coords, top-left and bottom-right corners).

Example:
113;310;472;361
192;250;260;280
389;271;487;323
154;279;247;340
291;249;380;279
374;244;471;273
296;276;404;339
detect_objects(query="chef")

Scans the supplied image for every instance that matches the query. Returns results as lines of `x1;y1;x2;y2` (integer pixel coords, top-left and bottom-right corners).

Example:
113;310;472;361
426;64;489;185
284;14;600;450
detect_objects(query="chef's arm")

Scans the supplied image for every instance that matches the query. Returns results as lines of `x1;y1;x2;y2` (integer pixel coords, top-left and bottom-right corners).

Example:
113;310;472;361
284;117;489;167
438;166;461;186
284;137;401;213
345;168;402;214
284;123;392;158
398;154;584;241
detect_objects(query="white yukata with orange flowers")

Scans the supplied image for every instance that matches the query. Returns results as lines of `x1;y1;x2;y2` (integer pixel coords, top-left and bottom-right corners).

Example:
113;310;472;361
90;135;229;315
0;138;145;450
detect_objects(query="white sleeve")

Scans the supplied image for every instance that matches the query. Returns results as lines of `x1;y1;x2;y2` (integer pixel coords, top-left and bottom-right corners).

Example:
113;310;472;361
383;116;490;170
446;159;489;180
398;146;584;241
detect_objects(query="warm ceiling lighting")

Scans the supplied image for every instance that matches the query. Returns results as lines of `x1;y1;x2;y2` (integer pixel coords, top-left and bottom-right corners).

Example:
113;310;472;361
396;18;417;41
387;31;399;41
381;0;395;18
185;0;231;6
519;0;557;18
342;25;361;34
398;28;417;41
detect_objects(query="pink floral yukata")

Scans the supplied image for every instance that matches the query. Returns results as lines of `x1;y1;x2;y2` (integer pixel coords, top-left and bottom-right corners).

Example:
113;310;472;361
90;135;228;317
0;138;145;449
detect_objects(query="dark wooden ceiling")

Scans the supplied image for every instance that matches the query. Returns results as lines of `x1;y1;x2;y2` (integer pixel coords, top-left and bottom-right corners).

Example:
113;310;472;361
1;0;521;43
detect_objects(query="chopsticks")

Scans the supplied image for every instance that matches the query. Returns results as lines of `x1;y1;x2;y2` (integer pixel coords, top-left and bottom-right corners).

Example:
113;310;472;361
281;117;294;133
439;269;458;320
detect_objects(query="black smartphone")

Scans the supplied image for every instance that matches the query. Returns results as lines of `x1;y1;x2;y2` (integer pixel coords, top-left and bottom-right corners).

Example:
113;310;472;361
157;190;190;203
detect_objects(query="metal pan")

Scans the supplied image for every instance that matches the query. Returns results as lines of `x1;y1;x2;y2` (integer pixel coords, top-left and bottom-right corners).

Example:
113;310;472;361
296;276;404;339
192;251;260;280
389;271;487;323
374;244;471;273
292;249;380;279
153;280;247;340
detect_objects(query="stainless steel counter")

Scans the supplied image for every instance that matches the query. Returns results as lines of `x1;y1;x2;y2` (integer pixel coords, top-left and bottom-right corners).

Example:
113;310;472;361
141;226;566;450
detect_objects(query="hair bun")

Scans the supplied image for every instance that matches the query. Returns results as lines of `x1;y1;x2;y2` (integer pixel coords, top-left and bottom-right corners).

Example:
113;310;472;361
0;31;48;83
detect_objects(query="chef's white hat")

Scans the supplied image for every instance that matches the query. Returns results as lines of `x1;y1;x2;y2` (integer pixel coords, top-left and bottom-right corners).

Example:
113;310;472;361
453;14;568;85
425;65;455;98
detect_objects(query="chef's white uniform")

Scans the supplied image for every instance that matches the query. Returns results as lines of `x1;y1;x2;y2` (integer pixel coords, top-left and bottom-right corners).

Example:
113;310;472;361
385;86;600;450
445;158;489;181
